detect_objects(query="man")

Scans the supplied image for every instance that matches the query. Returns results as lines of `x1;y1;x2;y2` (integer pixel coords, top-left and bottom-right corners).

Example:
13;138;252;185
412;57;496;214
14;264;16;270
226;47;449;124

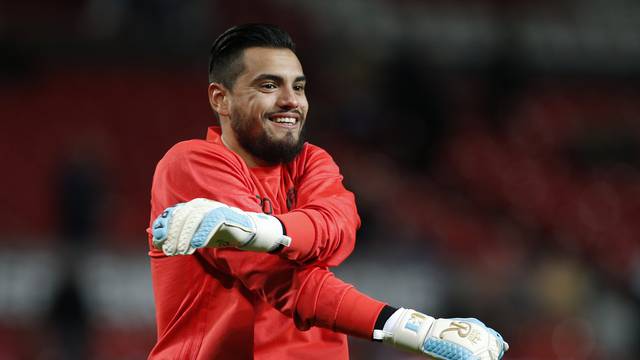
148;24;508;360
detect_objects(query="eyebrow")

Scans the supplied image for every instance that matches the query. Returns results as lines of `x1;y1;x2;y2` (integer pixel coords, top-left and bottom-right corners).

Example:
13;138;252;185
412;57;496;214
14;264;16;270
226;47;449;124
253;74;306;83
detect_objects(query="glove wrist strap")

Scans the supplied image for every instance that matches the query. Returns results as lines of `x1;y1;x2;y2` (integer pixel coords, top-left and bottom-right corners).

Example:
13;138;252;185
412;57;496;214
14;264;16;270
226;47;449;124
383;308;435;353
243;212;292;252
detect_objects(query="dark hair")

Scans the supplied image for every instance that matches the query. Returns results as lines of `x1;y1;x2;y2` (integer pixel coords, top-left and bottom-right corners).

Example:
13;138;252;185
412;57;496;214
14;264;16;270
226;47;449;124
208;24;296;88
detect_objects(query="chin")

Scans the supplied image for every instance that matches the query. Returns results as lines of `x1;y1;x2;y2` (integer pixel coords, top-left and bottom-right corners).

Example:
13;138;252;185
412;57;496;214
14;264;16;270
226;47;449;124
270;131;298;143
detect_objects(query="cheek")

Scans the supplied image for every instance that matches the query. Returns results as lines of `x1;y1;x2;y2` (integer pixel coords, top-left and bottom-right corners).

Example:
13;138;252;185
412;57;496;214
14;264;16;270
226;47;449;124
297;95;309;112
246;95;273;118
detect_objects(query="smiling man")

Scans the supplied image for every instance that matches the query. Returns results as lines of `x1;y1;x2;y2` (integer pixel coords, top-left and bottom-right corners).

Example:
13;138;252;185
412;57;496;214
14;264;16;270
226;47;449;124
147;24;508;360
212;46;308;167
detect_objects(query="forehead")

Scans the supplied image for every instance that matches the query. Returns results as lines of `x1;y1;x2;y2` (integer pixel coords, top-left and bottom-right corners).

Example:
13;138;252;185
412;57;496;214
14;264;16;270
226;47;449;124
238;47;304;80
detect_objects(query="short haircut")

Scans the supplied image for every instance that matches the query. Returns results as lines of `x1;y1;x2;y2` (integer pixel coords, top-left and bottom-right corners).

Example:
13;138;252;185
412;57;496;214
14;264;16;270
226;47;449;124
208;24;296;89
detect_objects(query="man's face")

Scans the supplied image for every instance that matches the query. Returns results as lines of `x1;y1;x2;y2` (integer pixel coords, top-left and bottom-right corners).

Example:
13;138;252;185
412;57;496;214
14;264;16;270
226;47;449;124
227;47;308;164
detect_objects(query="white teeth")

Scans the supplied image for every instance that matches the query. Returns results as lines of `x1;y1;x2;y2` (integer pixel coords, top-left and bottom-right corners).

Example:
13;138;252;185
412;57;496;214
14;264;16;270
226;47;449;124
271;117;296;124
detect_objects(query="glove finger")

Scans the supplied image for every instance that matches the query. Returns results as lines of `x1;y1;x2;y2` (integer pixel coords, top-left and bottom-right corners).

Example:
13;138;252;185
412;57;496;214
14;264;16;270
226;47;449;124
176;202;212;254
163;203;188;256
152;206;177;249
486;326;508;357
152;218;167;247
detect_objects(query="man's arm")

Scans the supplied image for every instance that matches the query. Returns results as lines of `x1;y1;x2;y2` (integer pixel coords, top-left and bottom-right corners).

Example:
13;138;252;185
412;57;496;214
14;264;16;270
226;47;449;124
150;142;359;266
275;144;360;266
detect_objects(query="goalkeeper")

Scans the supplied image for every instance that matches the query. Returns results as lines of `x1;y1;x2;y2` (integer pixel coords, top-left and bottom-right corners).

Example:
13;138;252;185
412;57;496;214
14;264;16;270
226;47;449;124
147;23;508;360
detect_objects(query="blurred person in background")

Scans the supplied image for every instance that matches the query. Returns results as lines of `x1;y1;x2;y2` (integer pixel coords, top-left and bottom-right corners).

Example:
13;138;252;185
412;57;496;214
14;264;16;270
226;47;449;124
46;141;107;359
147;23;508;360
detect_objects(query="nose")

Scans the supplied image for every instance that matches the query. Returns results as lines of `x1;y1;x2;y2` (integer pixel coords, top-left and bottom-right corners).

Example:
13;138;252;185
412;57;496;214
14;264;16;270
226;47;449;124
277;88;299;110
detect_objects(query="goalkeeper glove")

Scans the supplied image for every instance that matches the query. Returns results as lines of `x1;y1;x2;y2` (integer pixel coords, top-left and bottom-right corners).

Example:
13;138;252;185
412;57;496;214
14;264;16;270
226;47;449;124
375;308;508;360
151;198;291;255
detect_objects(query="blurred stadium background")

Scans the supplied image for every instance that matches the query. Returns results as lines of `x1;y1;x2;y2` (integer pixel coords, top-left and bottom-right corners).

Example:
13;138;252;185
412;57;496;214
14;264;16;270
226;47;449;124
1;0;640;359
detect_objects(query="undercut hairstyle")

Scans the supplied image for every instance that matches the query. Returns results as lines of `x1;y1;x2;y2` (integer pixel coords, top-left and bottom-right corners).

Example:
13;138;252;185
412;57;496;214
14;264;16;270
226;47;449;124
208;24;296;89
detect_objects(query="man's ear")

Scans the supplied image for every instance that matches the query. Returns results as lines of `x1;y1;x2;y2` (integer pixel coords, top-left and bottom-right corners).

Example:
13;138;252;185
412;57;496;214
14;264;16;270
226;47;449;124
208;82;230;116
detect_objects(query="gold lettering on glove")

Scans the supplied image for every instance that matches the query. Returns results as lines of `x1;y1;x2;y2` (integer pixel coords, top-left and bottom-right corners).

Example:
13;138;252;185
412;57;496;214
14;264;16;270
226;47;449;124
440;321;481;344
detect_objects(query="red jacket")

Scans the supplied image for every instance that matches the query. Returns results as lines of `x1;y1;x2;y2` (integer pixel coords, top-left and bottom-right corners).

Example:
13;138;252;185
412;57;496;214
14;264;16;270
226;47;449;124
148;127;384;359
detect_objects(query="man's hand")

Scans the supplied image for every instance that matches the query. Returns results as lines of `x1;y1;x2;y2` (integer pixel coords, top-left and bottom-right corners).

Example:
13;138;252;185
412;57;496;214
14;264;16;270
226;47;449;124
376;308;508;360
151;198;291;256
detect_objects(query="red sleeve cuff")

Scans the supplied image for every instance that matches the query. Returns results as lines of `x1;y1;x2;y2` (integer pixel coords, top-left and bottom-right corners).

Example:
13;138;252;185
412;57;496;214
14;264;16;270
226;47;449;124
293;269;386;339
275;211;316;262
334;287;386;339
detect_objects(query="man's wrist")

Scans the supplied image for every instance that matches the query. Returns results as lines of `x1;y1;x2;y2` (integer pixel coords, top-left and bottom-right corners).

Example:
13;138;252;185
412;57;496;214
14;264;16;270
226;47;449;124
243;212;291;252
268;217;287;253
373;305;399;341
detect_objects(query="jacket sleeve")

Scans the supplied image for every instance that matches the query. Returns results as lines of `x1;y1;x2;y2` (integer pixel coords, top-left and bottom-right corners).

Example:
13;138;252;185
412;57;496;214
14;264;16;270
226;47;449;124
276;145;361;267
201;249;385;339
149;141;384;338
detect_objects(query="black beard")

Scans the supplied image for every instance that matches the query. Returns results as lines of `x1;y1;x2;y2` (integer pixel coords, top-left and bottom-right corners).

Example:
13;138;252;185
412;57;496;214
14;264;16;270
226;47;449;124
231;115;305;165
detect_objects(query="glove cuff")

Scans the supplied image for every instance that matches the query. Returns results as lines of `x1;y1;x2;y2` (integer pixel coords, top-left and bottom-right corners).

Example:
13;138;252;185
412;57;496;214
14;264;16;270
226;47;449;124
243;212;292;252
381;308;435;354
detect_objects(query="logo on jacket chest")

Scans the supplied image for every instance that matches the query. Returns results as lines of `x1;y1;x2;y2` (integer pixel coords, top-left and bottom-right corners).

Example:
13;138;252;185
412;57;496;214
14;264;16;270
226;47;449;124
286;187;296;211
255;187;296;214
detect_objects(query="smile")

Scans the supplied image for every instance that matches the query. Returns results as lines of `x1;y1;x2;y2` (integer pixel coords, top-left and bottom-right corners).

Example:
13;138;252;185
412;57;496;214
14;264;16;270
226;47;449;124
268;115;299;128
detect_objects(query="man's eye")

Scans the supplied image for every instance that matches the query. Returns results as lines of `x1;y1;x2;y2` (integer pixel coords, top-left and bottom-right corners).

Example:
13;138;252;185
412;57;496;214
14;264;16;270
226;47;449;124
261;83;277;90
293;84;305;92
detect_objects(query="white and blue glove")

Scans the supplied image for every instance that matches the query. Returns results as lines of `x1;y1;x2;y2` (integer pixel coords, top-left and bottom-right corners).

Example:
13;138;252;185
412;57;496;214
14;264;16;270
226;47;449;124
375;308;508;360
152;198;291;256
